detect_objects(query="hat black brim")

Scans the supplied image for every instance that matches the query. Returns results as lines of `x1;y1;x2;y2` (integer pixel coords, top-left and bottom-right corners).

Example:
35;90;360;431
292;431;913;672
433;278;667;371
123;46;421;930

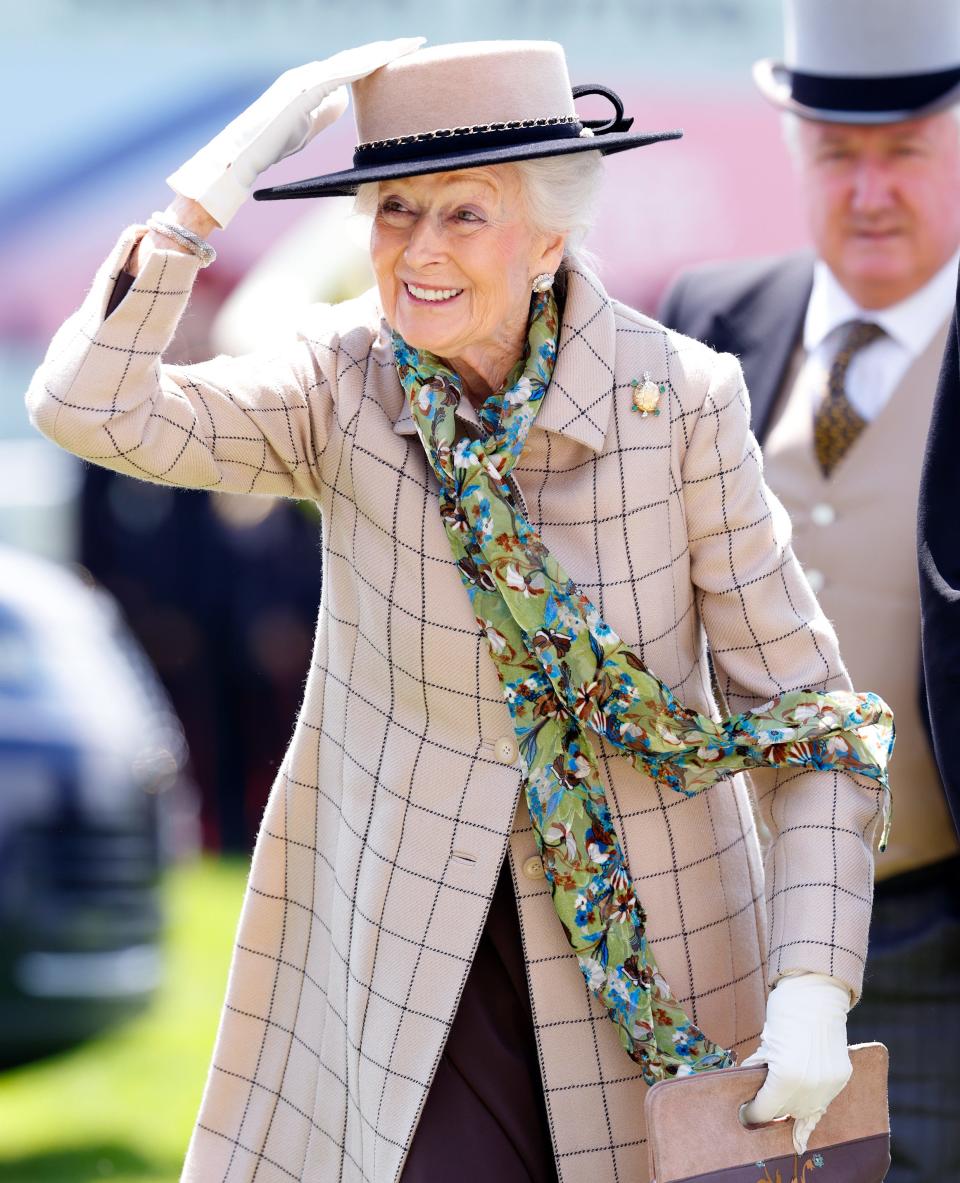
253;129;682;200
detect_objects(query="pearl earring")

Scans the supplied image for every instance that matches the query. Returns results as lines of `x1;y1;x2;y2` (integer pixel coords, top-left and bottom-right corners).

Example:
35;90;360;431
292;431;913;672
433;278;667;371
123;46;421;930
531;272;554;293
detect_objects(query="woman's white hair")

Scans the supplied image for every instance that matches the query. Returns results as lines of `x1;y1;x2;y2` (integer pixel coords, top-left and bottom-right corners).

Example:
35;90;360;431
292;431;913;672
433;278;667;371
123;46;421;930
512;151;605;257
354;150;604;260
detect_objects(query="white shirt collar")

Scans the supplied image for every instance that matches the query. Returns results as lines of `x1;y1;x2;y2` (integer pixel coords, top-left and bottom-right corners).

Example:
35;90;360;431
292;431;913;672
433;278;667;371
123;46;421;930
804;250;960;358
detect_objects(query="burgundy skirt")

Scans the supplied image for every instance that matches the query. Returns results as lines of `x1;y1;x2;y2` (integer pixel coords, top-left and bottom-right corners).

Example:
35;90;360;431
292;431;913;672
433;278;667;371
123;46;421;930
402;861;558;1182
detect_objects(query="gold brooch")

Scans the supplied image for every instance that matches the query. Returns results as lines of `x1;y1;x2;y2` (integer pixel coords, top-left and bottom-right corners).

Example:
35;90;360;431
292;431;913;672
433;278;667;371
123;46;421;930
631;372;664;417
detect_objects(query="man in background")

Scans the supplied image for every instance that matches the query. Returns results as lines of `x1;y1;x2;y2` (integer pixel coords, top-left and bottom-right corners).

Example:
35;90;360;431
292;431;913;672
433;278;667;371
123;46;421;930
659;1;960;1178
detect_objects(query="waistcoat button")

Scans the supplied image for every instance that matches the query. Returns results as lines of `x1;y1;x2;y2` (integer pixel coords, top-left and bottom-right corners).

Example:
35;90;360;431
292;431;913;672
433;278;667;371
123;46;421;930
811;503;836;527
494;736;519;764
806;568;825;594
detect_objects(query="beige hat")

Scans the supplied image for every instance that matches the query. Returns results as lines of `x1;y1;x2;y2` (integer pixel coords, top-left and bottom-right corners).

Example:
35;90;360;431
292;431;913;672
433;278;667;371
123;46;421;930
754;0;960;123
255;40;680;200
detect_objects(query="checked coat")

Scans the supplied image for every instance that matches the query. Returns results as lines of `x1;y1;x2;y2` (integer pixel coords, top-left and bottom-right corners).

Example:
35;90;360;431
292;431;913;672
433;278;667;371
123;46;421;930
26;227;886;1183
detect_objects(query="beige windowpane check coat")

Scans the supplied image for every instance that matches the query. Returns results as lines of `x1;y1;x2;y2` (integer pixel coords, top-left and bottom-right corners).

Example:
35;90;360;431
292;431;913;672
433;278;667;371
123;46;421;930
26;227;885;1183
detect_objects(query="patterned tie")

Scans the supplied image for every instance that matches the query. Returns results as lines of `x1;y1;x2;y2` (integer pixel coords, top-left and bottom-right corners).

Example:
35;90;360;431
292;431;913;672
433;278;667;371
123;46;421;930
813;320;885;477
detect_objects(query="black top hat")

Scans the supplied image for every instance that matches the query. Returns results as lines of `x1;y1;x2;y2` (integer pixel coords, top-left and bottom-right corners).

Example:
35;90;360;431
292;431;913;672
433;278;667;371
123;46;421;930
754;0;960;123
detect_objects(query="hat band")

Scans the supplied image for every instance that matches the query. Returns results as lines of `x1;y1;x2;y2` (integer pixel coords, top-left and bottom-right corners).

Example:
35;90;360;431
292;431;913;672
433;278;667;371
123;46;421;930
790;64;960;113
353;116;584;167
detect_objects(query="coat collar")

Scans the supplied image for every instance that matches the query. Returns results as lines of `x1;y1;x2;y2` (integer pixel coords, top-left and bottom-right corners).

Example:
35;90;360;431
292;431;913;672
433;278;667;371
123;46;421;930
391;259;616;453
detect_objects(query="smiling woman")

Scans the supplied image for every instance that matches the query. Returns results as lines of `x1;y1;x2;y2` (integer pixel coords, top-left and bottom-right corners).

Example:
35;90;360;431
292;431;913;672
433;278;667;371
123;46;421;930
359;157;603;408
24;37;894;1183
368;167;565;403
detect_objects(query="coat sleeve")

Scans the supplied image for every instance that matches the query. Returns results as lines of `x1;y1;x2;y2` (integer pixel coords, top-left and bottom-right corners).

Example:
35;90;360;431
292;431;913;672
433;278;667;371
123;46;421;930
25;226;335;500
681;349;884;1003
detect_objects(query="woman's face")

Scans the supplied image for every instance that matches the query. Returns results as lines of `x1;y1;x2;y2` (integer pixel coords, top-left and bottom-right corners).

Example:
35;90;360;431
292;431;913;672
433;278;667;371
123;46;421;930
369;165;563;366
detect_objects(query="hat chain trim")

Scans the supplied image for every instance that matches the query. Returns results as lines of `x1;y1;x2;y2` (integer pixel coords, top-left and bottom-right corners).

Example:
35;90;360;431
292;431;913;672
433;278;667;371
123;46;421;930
357;114;579;153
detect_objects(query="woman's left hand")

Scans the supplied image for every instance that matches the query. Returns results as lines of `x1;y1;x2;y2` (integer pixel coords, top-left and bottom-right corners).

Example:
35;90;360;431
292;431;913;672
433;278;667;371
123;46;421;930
739;973;853;1155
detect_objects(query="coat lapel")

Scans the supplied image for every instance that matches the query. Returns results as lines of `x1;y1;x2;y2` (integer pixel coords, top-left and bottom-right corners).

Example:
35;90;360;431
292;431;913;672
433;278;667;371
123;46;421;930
532;261;615;452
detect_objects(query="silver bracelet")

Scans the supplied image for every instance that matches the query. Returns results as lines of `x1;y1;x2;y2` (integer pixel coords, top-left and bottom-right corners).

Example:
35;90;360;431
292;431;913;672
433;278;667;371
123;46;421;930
146;212;217;268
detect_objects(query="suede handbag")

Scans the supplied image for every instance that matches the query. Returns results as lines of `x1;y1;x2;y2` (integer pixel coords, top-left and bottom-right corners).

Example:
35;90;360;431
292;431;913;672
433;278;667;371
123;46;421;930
644;1042;890;1182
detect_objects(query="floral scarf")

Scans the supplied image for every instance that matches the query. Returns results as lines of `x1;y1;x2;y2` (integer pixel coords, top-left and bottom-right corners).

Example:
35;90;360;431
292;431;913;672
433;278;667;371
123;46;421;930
393;289;894;1083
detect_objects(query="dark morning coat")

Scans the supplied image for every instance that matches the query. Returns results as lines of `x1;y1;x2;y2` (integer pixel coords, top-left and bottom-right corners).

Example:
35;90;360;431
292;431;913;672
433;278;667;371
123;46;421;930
917;261;960;833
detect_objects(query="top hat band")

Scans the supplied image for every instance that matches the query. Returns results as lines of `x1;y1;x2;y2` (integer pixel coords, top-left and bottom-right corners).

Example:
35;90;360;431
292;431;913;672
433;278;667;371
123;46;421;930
790;63;960;113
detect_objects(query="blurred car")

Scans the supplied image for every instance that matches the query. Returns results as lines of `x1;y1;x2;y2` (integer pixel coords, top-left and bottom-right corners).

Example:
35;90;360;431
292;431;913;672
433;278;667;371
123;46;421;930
0;544;194;1065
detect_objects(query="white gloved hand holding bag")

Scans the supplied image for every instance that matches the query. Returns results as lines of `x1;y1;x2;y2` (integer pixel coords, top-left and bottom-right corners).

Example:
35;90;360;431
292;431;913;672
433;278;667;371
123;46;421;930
739;972;854;1155
167;37;425;228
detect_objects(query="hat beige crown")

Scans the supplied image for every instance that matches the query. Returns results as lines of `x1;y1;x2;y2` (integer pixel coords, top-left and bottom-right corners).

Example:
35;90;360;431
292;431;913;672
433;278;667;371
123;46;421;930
754;0;960;123
353;41;577;146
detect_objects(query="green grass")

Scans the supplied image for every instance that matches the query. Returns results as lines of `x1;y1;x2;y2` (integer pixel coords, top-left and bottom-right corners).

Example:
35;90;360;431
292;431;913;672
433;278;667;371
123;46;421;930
0;857;248;1183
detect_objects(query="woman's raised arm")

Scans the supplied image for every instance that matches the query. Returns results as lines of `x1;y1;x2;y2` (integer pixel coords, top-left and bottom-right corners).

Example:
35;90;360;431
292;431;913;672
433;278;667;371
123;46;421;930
124;195;219;279
25;221;336;500
25;41;426;499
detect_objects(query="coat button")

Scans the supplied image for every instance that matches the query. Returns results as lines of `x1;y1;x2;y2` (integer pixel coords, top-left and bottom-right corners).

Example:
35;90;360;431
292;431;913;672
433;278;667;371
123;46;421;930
811;503;836;527
806;568;825;593
522;854;545;881
494;735;518;764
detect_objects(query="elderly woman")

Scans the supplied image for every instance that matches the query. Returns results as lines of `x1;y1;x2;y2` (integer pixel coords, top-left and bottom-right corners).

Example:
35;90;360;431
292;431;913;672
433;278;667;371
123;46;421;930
27;39;891;1183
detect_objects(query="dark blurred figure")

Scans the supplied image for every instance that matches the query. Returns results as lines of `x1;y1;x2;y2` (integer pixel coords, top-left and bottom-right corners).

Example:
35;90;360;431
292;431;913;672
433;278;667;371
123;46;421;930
0;546;191;1063
79;472;322;852
79;267;324;853
660;2;960;1179
918;267;960;846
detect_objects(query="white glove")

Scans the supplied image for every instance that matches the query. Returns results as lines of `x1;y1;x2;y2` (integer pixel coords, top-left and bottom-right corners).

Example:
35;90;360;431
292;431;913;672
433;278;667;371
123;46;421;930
739;972;853;1155
167;37;425;228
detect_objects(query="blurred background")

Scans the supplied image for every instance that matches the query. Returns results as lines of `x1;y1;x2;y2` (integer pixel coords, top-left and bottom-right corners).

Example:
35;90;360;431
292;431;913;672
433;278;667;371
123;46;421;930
0;2;805;1179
